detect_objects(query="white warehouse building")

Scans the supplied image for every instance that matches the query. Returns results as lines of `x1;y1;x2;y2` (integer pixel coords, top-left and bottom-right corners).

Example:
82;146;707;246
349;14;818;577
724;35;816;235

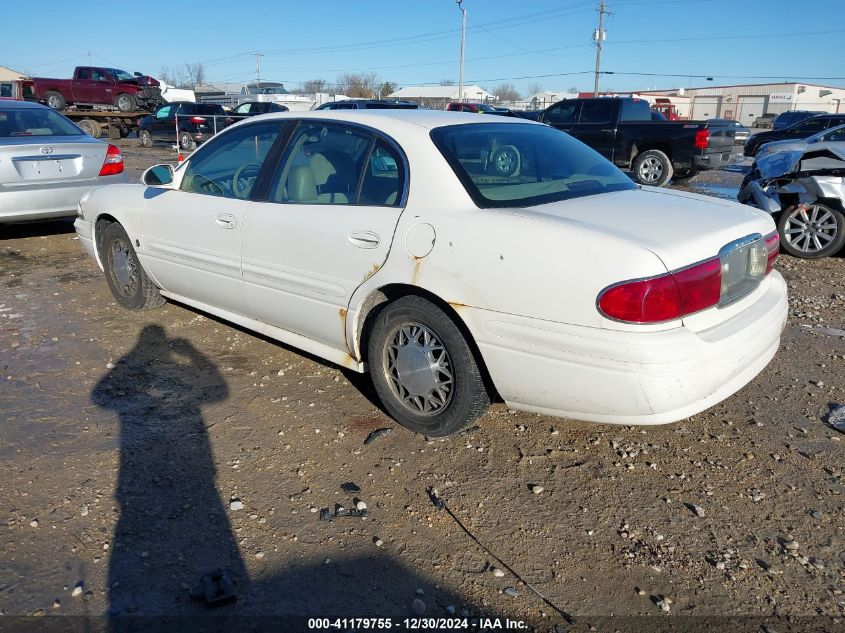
637;82;845;124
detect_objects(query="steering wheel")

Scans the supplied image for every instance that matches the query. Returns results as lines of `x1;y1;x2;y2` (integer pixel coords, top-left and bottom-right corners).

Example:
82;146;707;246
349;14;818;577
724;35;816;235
233;162;262;199
190;174;224;196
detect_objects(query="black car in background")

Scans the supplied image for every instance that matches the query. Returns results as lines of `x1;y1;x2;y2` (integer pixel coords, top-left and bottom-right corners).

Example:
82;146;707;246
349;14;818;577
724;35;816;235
772;110;824;131
139;102;230;151
753;113;776;128
744;113;845;156
314;99;419;110
231;101;289;116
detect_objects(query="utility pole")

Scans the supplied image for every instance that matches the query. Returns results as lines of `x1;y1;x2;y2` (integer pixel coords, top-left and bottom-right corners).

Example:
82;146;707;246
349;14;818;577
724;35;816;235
593;1;609;96
457;0;466;102
254;52;264;85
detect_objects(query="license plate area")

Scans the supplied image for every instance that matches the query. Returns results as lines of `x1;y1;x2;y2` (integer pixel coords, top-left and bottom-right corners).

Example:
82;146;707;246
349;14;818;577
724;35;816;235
719;234;767;306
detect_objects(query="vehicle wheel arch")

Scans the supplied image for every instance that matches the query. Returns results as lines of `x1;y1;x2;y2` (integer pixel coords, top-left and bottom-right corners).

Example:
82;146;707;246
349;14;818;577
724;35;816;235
94;213;121;270
353;283;500;401
636;142;672;160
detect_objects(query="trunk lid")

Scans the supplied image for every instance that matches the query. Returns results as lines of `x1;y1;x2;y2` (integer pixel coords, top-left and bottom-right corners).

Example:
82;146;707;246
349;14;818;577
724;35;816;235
0;135;106;188
502;187;775;271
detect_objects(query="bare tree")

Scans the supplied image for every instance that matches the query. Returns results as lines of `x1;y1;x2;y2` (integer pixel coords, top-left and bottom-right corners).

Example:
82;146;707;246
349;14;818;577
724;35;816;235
526;82;543;97
185;63;205;88
568;85;579;93
335;72;379;98
303;78;328;94
158;63;205;89
492;82;521;102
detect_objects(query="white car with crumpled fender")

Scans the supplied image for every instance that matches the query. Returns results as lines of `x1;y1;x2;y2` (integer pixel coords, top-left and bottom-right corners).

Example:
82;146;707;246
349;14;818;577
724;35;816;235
74;109;787;436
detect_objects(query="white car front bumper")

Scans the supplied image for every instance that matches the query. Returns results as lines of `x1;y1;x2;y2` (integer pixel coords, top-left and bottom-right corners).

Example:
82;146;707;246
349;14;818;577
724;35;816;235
460;271;788;425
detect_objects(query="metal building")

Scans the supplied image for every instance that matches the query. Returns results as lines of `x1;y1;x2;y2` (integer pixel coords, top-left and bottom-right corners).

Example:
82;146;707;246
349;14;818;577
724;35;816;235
636;82;845;124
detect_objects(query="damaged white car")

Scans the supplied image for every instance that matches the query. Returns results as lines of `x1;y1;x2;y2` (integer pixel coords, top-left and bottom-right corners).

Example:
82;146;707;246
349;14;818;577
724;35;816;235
739;144;845;258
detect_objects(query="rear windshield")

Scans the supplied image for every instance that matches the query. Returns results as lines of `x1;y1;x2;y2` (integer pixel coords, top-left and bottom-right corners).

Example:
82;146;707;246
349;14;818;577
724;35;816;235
431;122;636;208
0;108;82;137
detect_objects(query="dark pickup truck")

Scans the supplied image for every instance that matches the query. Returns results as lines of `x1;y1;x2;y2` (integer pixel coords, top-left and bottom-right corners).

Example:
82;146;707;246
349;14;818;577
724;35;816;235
527;97;735;186
31;66;162;113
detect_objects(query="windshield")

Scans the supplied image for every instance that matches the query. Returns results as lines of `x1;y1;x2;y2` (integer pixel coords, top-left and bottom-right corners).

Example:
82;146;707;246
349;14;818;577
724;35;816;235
431;123;636;208
111;69;135;82
0;107;82;137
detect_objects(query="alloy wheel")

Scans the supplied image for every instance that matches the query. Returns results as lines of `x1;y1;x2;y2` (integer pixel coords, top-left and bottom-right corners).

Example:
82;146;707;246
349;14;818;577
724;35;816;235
109;238;138;298
782;204;838;254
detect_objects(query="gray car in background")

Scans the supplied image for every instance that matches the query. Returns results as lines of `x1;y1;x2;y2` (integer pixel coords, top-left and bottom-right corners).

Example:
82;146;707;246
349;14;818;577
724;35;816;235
0;100;128;223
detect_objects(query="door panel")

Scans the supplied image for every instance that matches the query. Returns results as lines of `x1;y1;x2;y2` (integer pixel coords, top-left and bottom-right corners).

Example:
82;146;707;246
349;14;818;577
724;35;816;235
242;124;406;352
571;99;616;160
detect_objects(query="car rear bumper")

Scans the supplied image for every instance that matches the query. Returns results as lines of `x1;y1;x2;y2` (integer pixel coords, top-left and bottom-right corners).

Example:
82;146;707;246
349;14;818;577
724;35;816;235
0;174;128;223
459;271;788;425
693;148;733;170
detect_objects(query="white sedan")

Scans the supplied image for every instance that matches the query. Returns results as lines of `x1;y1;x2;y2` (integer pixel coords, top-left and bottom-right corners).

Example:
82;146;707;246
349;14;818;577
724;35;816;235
74;110;787;436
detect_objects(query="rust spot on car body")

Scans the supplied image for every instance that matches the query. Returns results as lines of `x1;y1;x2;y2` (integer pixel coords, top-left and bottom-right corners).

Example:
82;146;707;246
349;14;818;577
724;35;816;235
362;262;381;283
411;256;424;286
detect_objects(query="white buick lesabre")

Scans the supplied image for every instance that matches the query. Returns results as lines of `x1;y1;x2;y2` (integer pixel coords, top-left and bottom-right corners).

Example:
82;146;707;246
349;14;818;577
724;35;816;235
75;110;787;436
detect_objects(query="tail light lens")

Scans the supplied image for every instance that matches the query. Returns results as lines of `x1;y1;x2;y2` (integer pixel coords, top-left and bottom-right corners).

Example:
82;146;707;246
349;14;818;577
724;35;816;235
98;144;124;176
190;116;206;124
764;231;779;274
598;258;721;323
694;128;710;149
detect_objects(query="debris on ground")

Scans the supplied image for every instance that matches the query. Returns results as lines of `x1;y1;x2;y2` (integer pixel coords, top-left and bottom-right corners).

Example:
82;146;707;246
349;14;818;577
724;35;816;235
319;504;368;521
826;403;845;433
189;569;238;607
364;428;393;444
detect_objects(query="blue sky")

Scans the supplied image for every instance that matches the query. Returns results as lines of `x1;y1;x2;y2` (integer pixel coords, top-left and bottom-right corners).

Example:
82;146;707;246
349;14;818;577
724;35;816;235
3;0;844;94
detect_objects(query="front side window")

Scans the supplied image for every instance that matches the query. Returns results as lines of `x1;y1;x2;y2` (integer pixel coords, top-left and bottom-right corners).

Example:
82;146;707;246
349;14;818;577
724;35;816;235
0;108;82;137
269;122;373;204
431;122;636;208
793;118;826;133
112;69;134;82
155;105;172;119
544;101;578;125
180;122;282;199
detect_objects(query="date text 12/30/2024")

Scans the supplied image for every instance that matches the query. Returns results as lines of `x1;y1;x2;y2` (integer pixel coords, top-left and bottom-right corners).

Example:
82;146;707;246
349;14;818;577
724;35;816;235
307;618;529;630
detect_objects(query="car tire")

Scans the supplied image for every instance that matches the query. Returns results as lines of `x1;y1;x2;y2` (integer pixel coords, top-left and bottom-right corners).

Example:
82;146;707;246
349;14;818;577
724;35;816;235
367;296;490;437
78;119;100;137
139;129;154;148
179;132;196;152
488;145;521;177
116;93;136;112
777;202;845;259
44;91;66;110
632;149;673;186
100;222;166;310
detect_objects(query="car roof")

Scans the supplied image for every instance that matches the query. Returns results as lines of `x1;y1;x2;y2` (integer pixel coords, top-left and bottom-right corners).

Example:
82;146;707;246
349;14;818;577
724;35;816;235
0;100;49;110
238;108;538;132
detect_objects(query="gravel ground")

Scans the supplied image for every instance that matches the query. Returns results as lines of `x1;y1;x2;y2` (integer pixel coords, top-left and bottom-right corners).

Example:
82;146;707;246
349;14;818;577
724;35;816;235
1;139;843;632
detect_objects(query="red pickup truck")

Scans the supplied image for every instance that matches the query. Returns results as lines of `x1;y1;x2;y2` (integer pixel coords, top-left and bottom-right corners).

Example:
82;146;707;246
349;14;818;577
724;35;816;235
31;66;162;112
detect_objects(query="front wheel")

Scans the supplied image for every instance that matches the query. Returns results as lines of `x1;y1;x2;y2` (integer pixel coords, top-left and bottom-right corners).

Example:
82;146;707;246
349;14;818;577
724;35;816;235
367;296;490;437
179;131;196;152
45;91;66;110
100;222;166;310
632;149;673;186
139;129;153;147
777;203;845;259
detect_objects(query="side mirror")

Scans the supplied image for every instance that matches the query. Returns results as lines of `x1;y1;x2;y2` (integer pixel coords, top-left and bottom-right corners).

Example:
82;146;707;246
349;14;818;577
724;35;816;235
142;164;175;186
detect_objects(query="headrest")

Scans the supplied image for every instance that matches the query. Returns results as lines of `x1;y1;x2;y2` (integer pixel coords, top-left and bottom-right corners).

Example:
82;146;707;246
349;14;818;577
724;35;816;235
286;165;317;202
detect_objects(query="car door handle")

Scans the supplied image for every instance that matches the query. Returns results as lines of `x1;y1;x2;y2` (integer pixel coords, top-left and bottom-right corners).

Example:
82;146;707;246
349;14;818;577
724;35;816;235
347;231;380;249
215;213;237;229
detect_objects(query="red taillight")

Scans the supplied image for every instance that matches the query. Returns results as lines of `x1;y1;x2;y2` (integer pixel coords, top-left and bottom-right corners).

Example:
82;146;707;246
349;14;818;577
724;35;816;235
598;258;722;323
98;144;124;176
694;128;710;149
190;116;206;124
764;232;779;275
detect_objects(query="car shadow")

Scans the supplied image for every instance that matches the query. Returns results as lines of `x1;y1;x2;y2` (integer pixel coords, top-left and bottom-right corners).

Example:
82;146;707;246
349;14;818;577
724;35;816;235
0;217;76;240
84;324;518;632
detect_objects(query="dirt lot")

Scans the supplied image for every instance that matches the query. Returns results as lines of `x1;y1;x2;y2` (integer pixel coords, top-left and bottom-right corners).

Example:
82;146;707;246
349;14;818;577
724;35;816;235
1;138;844;632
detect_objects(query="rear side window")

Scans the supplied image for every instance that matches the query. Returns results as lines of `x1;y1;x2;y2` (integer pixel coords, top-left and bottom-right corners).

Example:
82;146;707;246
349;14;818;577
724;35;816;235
431;122;635;208
181;121;282;199
620;99;651;122
793;118;827;133
359;140;405;206
0;108;82;137
579;100;615;123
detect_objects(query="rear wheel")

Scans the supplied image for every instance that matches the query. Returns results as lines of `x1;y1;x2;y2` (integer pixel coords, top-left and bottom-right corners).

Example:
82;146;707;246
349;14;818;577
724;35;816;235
367;296;490;437
116;93;136;112
78;119;100;137
488;145;521;177
100;222;165;310
632;149;673;186
139;129;153;148
45;91;66;110
777;203;845;259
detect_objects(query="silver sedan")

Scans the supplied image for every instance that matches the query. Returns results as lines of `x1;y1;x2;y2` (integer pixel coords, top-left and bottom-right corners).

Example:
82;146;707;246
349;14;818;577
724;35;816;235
0;100;128;223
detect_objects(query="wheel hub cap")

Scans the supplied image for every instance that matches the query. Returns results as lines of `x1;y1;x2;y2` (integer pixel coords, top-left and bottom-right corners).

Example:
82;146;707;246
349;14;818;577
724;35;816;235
784;205;837;253
384;323;453;415
110;239;136;295
639;157;663;182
